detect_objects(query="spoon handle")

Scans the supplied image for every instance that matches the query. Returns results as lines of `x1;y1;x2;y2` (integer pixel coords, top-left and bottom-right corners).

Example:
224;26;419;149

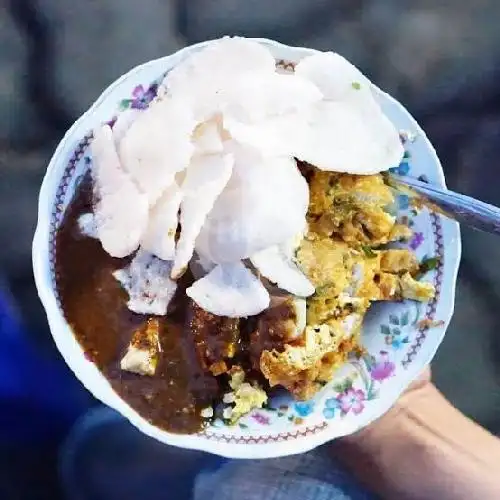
387;174;500;236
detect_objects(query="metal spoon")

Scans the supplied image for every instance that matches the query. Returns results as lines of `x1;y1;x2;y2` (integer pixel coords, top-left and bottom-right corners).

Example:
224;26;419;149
385;174;500;236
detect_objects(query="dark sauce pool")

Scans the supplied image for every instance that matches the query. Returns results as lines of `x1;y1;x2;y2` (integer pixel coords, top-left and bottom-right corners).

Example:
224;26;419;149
56;178;222;433
55;177;288;433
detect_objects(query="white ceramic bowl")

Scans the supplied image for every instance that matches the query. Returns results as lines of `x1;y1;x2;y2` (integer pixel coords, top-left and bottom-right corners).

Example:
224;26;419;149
33;38;461;459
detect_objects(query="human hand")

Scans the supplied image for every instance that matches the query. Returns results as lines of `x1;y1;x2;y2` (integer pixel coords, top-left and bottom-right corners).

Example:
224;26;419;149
332;366;500;500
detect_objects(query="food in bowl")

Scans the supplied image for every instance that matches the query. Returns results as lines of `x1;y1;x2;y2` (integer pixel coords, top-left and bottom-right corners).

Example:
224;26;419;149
55;37;435;434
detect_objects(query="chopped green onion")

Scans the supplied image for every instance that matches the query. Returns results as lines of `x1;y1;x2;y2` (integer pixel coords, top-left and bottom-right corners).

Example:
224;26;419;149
361;245;377;258
351;81;361;90
415;256;439;279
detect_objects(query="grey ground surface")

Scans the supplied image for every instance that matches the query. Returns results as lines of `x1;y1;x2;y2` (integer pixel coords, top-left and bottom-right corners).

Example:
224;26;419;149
2;1;500;496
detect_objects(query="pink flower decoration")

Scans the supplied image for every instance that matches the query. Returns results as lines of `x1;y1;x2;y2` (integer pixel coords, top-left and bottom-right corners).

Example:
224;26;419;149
370;351;396;382
251;412;270;425
337;388;366;415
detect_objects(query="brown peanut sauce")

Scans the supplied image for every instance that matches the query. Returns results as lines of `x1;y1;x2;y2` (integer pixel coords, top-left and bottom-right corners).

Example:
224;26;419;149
55;176;293;434
55;177;220;433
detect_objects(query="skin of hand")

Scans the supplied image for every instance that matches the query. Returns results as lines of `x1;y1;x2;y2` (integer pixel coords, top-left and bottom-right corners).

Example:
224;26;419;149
332;367;500;500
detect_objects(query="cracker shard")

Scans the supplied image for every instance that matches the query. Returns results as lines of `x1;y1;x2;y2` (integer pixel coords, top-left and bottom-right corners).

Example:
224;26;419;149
292;52;404;174
91;124;149;258
141;182;183;261
250;245;314;297
77;213;97;239
172;153;234;279
113;249;177;315
195;146;309;263
186;262;270;318
118;97;195;205
162;36;277;120
120;318;160;376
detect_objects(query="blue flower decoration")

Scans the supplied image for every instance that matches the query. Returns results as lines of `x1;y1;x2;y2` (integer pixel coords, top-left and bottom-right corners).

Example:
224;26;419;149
323;398;339;419
388;336;409;350
212;418;225;428
390;161;410;176
294;401;315;417
391;337;404;350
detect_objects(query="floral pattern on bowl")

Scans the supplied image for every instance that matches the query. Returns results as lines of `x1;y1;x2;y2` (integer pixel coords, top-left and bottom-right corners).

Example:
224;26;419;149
33;38;461;458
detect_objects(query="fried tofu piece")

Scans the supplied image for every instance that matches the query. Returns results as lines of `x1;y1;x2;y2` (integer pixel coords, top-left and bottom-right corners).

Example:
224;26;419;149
120;318;160;376
260;314;362;394
299;235;420;330
260;318;363;400
316;335;360;383
296;238;355;292
351;250;414;302
351;254;382;300
389;223;413;242
399;272;435;301
354;208;396;246
297;236;406;321
289;336;360;400
380;249;419;275
376;272;400;300
262;324;335;379
249;295;306;369
307;286;369;325
305;285;342;324
259;295;306;342
354;264;400;301
291;327;365;400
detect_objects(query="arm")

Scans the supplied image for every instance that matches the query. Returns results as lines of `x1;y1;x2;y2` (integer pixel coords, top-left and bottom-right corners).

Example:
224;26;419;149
334;371;500;499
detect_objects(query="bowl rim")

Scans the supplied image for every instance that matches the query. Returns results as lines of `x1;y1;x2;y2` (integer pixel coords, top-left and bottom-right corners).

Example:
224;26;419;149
32;37;461;459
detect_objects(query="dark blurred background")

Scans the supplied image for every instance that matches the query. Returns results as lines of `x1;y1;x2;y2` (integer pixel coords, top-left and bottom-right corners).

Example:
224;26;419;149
1;1;500;498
